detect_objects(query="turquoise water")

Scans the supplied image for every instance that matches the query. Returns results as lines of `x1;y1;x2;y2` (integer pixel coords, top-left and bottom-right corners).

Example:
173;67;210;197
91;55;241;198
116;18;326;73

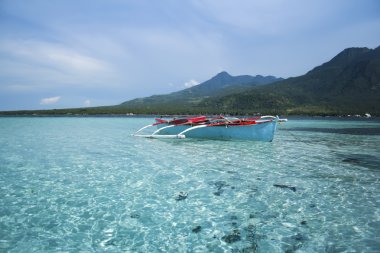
0;117;379;252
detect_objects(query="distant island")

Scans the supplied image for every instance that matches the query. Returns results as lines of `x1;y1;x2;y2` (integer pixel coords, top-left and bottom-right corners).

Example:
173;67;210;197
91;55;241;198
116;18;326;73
1;45;379;116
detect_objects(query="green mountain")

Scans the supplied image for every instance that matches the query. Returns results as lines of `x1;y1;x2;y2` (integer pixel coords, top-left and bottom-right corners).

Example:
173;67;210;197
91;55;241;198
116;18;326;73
198;46;380;115
119;72;282;113
119;45;380;115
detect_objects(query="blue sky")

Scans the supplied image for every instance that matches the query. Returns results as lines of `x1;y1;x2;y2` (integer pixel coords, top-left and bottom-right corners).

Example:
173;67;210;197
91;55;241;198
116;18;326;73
1;0;380;111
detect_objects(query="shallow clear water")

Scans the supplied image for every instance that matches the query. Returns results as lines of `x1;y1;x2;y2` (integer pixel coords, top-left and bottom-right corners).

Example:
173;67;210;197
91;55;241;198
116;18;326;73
0;117;379;252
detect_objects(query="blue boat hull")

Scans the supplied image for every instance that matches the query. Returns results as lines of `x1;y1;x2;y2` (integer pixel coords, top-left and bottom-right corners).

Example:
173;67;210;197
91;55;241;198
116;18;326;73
157;120;278;142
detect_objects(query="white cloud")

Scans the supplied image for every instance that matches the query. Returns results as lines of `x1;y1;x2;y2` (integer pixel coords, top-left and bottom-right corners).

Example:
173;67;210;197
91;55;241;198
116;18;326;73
84;99;91;107
184;79;199;88
40;96;61;105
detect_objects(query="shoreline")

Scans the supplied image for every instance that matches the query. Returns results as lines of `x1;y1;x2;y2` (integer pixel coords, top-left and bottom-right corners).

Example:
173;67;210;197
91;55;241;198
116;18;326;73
0;113;378;121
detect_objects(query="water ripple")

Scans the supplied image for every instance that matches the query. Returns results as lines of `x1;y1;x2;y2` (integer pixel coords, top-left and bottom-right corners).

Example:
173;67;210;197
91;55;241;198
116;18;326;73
0;117;379;252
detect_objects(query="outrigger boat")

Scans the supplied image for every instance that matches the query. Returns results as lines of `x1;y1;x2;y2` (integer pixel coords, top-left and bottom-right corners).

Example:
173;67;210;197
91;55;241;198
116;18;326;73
133;115;287;142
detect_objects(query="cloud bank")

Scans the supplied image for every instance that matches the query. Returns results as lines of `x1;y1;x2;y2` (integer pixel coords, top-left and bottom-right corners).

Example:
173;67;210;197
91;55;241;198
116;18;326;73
40;96;61;105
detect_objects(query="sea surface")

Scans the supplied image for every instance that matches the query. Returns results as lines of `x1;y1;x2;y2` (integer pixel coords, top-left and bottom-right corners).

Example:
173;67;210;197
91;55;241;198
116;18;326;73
0;116;379;253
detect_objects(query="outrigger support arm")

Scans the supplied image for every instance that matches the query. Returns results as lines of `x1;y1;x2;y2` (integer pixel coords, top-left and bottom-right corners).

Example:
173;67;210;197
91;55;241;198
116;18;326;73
133;125;178;139
151;125;175;136
133;124;207;139
176;124;207;138
260;115;277;120
133;134;184;139
132;120;169;136
133;123;155;136
260;115;287;122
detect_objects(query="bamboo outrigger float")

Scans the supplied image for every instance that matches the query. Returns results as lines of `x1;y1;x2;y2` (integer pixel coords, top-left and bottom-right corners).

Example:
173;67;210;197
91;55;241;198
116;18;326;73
133;115;287;142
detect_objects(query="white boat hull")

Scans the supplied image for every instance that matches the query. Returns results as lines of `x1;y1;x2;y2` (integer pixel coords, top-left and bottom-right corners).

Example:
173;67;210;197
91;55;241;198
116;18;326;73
156;119;278;141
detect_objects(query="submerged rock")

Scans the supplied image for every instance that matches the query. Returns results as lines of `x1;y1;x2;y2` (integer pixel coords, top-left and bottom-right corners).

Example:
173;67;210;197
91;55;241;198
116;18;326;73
342;158;360;164
341;154;380;170
240;245;258;253
213;181;230;196
215;181;229;190
222;229;241;244
175;191;188;201
283;233;307;252
273;184;296;192
230;215;238;220
292;233;305;241
130;213;140;219
192;225;202;233
104;239;117;246
245;224;257;242
213;191;222;196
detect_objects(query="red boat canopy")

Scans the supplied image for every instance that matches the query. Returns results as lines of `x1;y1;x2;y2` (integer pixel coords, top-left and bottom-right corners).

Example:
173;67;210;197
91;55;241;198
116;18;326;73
170;116;207;125
154;116;207;126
